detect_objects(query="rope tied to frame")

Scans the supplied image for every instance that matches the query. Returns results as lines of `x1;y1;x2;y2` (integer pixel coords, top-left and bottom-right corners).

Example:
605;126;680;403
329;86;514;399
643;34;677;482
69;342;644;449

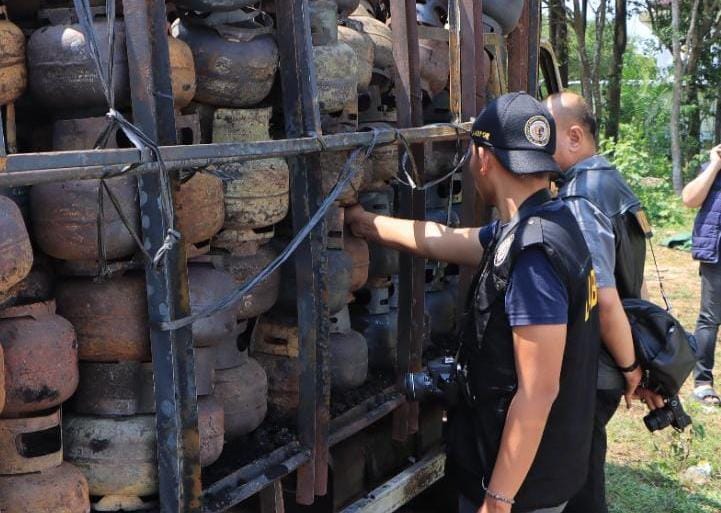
73;0;181;277
159;128;380;332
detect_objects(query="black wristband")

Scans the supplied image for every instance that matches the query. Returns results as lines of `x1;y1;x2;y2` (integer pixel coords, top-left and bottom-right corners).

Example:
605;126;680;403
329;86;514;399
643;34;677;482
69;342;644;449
618;359;640;373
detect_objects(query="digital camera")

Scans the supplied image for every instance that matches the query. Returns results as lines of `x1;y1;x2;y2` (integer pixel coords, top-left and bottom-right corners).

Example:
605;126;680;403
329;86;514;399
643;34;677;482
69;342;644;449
403;356;458;402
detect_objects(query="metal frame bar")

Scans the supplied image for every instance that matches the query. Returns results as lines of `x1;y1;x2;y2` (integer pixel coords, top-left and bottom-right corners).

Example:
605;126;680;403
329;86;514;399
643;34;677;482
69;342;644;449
389;0;426;443
123;1;201;512
275;0;330;504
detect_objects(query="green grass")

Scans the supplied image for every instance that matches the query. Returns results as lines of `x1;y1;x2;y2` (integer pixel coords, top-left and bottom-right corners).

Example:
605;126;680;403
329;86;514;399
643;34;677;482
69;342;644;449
606;225;721;513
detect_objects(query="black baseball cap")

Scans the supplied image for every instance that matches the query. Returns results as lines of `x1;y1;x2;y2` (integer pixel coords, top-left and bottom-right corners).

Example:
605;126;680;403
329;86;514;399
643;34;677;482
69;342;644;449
471;92;561;175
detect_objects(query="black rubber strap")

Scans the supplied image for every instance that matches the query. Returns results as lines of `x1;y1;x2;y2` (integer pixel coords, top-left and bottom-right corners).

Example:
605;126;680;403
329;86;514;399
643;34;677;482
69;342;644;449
618;359;640;373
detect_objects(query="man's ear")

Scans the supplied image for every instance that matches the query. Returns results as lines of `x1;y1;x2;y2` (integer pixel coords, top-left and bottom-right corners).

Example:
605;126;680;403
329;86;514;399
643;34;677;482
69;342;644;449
477;146;490;175
568;125;585;151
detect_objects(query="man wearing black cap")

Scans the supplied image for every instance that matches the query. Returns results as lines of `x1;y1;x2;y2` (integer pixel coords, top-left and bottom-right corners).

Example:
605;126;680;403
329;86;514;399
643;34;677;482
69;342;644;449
346;92;599;513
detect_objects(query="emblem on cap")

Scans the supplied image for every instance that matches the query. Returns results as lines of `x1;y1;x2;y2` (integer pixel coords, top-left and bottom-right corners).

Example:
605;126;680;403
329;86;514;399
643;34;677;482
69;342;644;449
494;234;514;267
524;115;551;147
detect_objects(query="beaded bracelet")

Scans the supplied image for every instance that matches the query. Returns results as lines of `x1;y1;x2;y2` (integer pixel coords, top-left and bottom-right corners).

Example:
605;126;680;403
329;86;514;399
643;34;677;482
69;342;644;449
482;478;515;506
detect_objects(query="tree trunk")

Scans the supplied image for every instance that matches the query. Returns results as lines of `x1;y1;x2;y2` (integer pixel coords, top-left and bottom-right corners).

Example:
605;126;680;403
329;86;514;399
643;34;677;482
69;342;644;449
572;0;593;105
549;0;569;87
605;0;626;141
591;0;608;120
670;0;684;194
685;82;702;162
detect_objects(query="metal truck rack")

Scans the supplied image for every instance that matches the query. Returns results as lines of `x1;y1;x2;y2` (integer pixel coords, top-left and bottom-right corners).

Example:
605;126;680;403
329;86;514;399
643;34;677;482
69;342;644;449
0;0;541;511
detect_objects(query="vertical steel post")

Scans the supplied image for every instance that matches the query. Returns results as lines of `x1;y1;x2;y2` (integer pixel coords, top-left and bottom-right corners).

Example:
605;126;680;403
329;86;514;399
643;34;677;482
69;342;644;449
123;1;202;512
275;0;330;503
474;1;486;111
389;0;425;440
507;0;531;93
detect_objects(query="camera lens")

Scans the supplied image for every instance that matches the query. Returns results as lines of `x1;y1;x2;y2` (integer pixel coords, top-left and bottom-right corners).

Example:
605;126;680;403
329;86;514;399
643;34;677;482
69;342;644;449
643;407;674;432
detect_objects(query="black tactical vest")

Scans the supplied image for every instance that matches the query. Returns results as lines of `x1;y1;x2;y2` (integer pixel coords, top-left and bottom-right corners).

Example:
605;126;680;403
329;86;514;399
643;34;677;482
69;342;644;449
446;190;600;512
558;155;649;299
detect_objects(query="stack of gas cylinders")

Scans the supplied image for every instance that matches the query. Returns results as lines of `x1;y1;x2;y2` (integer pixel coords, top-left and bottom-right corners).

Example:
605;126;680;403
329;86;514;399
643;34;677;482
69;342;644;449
0;0;524;511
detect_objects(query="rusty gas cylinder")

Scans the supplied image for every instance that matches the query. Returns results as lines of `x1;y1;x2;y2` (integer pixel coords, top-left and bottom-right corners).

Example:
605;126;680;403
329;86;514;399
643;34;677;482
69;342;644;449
347;15;394;90
0;301;78;417
55;274;150;362
0;254;55;309
0;462;91;513
175;172;225;252
213;355;268;439
484;0;524;34
424;140;459;179
310;0;339;46
172;15;278;108
350;285;397;371
211;108;289;244
0;344;4;413
251;314;300;413
338;22;373;92
0;195;33;296
314;42;358;114
358;122;397;190
344;229;369;294
359;188;399;278
168;36;197;110
29;176;139;262
71;361;155;416
329;307;368;390
63;413;157;499
215;328;248;370
419;38;449;99
336;0;361;17
0;409;62;474
319;112;367;207
425;279;456;340
203;244;281;320
0;13;27;106
198;394;224;467
188;264;239;347
27;20;130;113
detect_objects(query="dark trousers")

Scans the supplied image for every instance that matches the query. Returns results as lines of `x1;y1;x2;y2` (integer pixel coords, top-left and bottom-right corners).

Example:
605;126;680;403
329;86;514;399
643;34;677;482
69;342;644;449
694;261;721;386
563;389;623;513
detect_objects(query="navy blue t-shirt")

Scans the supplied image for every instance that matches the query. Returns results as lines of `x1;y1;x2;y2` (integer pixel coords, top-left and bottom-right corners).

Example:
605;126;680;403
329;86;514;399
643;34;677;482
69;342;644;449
479;222;568;326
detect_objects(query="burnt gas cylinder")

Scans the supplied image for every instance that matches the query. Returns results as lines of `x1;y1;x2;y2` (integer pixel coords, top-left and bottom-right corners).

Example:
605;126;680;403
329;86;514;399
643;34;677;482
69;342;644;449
359;122;397;190
338;23;373;92
188;264;239;347
52;116;118;150
30;176;140;262
27;20;130;113
358;84;396;124
70;362;155;416
204;245;281;320
3;1;40;20
347;15;393;89
174;0;259;11
314;42;358;113
0;196;33;296
330;433;367;510
319;114;367;207
0;462;91;513
483;0;524;34
195;346;218;396
214;327;249;370
175;172;225;250
425;282;456;340
168;35;197;110
419;38;449;99
0;344;4;412
251;314;300;413
359;189;399;278
426;206;460;228
350;286;397;372
0;409;62;474
0;15;27;106
344;230;369;294
63;414;157;498
0;186;30;224
213;355;268;439
278;248;353;315
211;108;290;237
0;254;55;309
0;301;78;417
172;17;278;108
55;274;150;362
198;394;224;467
329;307;368;390
336;0;360;18
424;140;459;179
310;0;339;46
425;180;458;210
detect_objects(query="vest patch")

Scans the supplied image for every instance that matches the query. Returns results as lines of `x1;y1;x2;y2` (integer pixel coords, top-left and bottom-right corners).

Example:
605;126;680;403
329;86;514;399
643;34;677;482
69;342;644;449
494;234;515;267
